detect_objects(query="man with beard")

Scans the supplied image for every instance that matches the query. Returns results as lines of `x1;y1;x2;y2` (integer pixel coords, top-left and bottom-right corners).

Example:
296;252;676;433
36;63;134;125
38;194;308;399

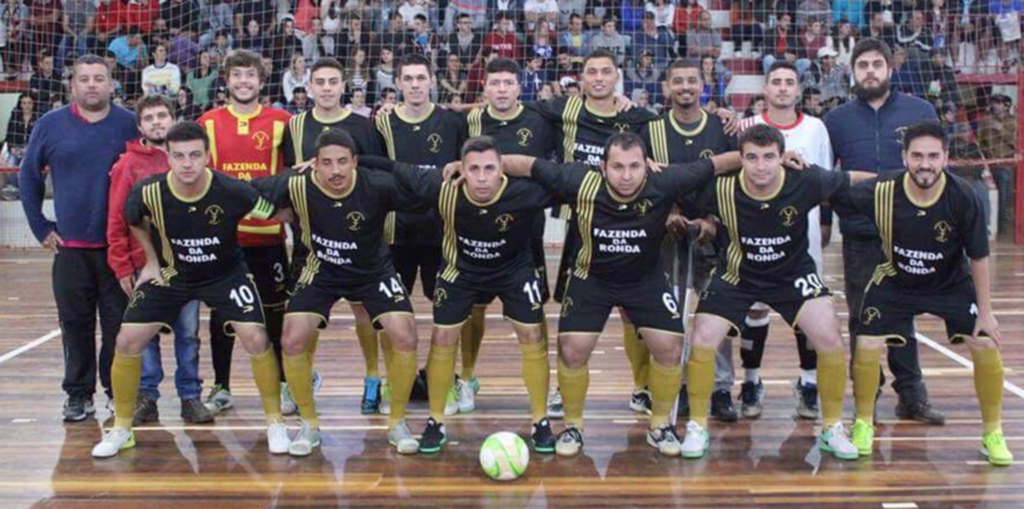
197;50;294;418
824;38;943;425
20;54;139;421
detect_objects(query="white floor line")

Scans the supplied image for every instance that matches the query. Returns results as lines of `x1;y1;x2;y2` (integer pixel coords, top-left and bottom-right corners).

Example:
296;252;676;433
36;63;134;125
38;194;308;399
915;332;1024;402
0;328;61;364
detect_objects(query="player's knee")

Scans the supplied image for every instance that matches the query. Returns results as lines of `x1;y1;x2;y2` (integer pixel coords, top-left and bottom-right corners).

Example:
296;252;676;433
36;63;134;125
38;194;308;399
967;335;998;351
856;335;884;351
431;326;460;347
516;325;542;345
280;331;308;356
236;326;269;354
690;326;719;349
558;339;589;367
116;330;148;355
385;322;418;351
812;331;843;351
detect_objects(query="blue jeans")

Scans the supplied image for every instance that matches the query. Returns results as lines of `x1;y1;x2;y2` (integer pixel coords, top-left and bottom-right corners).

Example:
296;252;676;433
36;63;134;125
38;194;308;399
992;166;1014;235
139;300;202;400
56;34;90;72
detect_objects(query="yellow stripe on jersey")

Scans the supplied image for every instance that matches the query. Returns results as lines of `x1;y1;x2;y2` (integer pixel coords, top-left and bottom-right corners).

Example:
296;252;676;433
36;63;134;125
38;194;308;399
439;182;460;283
871;180;898;284
143;182;177;284
561;96;584;163
650;118;669;165
247;197;275;220
290;113;307;164
468;108;483;138
203;119;219;169
270;120;285;175
571;171;603;279
718;176;742;284
290;175;320;285
375;113;398;244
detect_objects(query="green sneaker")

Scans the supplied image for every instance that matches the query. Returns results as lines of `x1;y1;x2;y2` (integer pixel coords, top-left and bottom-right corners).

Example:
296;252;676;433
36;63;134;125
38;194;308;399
467;376;480;394
981;430;1014;466
443;385;458;416
818;422;858;460
379;383;391;415
850;418;874;457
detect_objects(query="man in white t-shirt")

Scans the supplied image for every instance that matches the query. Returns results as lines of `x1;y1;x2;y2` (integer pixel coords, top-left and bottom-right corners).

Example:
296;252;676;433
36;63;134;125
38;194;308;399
141;44;181;97
524;0;559;30
724;60;834;421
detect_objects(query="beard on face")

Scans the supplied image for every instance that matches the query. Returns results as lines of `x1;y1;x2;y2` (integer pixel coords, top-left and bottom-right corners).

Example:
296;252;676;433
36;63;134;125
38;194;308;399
853;77;890;102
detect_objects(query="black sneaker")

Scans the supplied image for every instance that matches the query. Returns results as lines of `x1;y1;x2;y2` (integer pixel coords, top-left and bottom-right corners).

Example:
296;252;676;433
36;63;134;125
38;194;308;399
677;384;690;421
711;389;738;422
418;418;447;454
181;397;215;424
410;369;429;401
739;380;765;419
555;426;584;456
531;418;555;453
895;399;946;425
629;388;653;415
63;397;95;422
132;393;159;426
794;378;819;420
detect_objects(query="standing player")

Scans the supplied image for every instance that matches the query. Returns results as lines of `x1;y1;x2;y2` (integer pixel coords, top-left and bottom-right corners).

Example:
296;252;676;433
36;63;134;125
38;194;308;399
682;124;865;460
282;57;386;415
362;137;558;454
92;122;287;458
498;133;742;457
375;53;467;415
725;60;835;419
834;121;1012;466
255;130;423;456
197;50;293;416
454;57;559;414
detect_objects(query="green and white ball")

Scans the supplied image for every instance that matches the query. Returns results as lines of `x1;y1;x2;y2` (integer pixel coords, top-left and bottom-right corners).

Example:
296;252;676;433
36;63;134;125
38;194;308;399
479;432;529;481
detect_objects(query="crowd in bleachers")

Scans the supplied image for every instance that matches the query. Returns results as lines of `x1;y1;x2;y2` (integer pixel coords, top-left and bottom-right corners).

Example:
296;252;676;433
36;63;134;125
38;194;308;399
0;0;1020;206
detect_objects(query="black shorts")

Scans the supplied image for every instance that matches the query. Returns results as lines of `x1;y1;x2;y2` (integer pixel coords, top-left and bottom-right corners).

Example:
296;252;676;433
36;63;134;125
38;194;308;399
287;269;414;329
475;216;550;307
558;271;684;335
392;244;442;300
124;267;265;335
859;277;979;346
696;270;833;331
243;244;289;307
434;264;545;327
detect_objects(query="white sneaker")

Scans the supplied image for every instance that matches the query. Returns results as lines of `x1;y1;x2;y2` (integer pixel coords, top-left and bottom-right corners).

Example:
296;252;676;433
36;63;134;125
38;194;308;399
288;420;322;457
267;422;290;454
91;427;135;458
388;420;419;454
547;389;565;419
312;369;324;395
456;378;475;413
443;385;459;416
818;422;858;460
280;383;298;416
680;420;710;459
647;423;682;457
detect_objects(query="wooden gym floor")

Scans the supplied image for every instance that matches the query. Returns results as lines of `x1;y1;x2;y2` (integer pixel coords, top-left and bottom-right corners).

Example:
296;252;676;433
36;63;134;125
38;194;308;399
1;243;1023;509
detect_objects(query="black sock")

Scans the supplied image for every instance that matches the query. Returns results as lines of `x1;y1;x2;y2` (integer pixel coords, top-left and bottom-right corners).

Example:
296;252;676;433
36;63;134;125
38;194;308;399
210;309;234;391
740;320;769;370
795;330;817;371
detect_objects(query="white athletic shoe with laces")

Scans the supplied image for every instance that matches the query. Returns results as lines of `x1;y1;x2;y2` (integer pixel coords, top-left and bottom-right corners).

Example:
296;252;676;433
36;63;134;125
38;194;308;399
680;420;710;459
388;420;419;454
818;421;859;460
91;427;135;458
267;421;291;454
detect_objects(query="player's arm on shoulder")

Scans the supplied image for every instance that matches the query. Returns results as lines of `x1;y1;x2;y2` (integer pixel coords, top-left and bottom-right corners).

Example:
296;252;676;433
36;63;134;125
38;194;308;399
526;159;588;202
233;178;276;221
709;151;742;175
360;155;443;205
661;158;716;199
828;174;877;217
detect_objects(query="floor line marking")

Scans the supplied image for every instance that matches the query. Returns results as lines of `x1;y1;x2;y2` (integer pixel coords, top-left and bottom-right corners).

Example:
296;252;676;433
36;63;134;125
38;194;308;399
0;328;60;364
916;332;1024;402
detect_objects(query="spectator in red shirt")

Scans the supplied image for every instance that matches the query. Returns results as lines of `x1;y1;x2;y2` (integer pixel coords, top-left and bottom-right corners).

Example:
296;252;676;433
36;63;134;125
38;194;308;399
482;12;520;62
93;0;122;54
120;0;159;34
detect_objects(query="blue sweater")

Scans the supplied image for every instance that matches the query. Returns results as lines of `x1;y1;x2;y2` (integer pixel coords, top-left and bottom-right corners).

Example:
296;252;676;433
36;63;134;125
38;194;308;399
824;92;937;238
20;104;138;245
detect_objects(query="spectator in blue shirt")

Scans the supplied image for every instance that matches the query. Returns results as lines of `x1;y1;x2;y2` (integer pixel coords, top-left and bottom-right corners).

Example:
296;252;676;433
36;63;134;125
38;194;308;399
632;12;676;68
107;27;147;70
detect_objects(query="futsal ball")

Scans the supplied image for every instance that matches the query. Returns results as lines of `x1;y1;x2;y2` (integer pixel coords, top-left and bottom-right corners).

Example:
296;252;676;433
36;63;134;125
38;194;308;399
479;432;529;481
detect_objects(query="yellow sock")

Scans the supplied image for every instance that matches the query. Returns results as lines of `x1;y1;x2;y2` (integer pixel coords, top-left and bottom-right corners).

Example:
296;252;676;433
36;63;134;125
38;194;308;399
380;331;394;374
282;352;317;427
557;357;589;429
852;345;881;422
307;330;321;363
355;322;379;378
249;347;283;423
686;345;716;428
622;321;649;390
971;347;1005;434
386;348;417;427
649;359;683;429
816;348;847;426
520;339;550;422
426;343;457;422
112;352;142;430
460;306;486;380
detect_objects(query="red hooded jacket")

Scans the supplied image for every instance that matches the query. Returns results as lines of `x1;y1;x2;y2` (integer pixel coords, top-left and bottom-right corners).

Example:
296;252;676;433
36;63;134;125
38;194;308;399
106;139;169;280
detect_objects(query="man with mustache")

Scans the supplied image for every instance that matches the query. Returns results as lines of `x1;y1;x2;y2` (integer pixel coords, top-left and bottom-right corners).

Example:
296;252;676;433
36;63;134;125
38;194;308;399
823;38;944;425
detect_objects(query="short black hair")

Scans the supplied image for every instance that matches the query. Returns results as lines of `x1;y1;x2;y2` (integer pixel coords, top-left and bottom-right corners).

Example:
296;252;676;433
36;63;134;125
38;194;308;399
166;122;209;151
738;124;786;154
903;120;948;151
485;57;520;77
602;132;647;163
461;136;502;160
665;58;701;80
766;60;800;81
583;48;617;69
397;52;432;77
135;94;176;120
314;129;358;158
311;57;345;77
851;37;892;68
293;86;307;95
72;54;111;77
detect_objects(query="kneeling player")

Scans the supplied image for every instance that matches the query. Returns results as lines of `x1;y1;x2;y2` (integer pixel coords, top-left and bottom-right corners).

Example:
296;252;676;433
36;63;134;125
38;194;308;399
93;123;286;458
257;130;424;456
499;132;741;457
835;121;1012;465
361;137;559;454
683;124;868;460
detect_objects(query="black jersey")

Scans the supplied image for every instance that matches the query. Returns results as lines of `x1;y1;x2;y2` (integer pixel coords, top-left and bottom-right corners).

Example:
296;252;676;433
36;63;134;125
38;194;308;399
361;156;556;284
255;169;413;287
835;171;988;293
532;159;715;283
466;103;558;159
124;170;275;286
375;104;468;246
282;109;385;166
532;96;658;165
642;109;737;165
697;166;849;289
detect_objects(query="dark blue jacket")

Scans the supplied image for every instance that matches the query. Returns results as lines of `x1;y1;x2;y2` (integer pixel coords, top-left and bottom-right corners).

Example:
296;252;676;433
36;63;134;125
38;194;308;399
20;104;138;245
824;92;937;238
